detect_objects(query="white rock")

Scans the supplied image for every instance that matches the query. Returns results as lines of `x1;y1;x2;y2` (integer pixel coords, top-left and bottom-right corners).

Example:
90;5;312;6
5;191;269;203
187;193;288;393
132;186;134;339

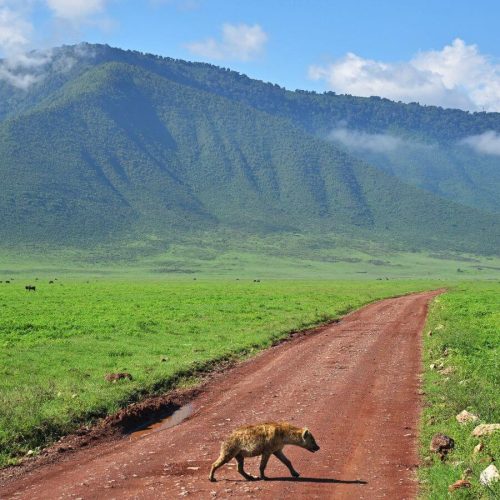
456;410;479;424
480;464;500;486
472;423;500;437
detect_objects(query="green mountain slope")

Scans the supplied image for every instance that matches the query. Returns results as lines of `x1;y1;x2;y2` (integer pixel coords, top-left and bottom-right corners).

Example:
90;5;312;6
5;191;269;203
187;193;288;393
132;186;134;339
336;142;500;215
2;44;498;215
0;59;498;255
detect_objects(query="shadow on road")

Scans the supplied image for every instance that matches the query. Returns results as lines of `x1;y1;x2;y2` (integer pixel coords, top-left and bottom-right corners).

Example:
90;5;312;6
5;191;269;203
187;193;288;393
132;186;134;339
266;476;367;484
226;477;367;484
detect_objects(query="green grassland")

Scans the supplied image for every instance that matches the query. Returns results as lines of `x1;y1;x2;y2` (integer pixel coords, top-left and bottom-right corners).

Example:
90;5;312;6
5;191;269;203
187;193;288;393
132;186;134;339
420;282;500;498
1;232;500;281
0;279;436;467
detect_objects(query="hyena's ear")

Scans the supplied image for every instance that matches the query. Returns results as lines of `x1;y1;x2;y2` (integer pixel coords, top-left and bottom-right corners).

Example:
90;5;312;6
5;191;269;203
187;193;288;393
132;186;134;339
302;428;310;439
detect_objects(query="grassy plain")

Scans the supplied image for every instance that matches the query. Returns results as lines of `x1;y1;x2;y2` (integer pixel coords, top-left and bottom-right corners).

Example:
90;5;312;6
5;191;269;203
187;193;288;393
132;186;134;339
420;282;500;498
2;232;500;280
0;279;436;467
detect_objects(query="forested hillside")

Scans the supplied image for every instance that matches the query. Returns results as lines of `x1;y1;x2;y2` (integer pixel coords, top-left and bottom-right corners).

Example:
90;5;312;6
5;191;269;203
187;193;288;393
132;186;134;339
0;44;499;255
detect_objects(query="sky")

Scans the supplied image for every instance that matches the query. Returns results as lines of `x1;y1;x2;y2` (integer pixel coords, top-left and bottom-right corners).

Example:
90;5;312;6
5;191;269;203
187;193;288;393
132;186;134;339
1;0;500;111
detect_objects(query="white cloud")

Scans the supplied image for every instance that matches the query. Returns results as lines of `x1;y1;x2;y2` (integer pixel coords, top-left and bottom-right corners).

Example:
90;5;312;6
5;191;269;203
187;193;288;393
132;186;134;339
45;0;107;20
0;1;50;88
0;0;111;88
329;127;403;153
186;23;268;62
0;3;32;53
461;131;500;156
309;39;500;112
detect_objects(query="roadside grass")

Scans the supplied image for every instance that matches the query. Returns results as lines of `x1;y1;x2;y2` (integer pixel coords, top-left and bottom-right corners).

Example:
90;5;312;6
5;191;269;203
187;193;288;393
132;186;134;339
420;282;500;499
0;279;436;467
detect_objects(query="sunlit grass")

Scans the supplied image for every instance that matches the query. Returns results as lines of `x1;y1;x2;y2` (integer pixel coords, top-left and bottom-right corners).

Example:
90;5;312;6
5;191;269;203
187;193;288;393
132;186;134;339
0;279;435;466
419;282;500;499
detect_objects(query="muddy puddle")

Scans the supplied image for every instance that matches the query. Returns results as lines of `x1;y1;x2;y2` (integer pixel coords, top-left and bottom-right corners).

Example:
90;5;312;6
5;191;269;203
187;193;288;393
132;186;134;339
128;403;194;440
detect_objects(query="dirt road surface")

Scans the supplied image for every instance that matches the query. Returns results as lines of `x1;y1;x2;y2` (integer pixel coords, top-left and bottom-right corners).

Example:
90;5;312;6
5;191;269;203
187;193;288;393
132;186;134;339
0;290;440;499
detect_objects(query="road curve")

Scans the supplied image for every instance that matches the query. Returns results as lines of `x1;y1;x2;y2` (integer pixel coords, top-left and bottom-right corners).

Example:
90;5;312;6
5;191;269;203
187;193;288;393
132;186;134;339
0;290;440;499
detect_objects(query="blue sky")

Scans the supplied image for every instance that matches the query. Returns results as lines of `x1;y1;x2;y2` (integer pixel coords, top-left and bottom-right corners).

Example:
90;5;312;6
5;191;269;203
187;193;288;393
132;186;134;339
1;0;500;110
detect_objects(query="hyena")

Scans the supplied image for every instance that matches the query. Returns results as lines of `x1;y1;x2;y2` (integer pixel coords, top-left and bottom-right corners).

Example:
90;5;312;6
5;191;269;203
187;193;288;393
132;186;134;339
209;422;320;481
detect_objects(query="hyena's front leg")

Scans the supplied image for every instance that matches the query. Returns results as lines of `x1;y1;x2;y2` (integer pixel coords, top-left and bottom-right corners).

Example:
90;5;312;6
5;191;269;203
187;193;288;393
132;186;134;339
235;453;257;481
259;452;271;480
273;450;300;478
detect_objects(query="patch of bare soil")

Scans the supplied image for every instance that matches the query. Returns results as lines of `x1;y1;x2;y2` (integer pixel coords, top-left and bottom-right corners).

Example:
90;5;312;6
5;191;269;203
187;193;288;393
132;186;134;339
0;290;441;499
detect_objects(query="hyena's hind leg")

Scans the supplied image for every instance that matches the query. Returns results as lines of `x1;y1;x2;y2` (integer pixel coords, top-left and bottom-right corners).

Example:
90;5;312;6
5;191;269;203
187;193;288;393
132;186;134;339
236;453;257;481
209;445;238;482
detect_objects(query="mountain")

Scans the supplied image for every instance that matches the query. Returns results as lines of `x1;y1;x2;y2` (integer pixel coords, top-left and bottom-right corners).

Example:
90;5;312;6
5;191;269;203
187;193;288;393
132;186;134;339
2;43;499;214
0;44;499;256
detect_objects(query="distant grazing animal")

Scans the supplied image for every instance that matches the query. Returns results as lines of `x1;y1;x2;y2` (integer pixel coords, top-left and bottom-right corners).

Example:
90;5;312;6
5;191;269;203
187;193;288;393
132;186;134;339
25;285;36;292
104;372;133;383
5;281;10;284
209;422;320;482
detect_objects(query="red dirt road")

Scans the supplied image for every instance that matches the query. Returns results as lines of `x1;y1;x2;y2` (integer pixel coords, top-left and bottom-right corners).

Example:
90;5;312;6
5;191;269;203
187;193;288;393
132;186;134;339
0;291;440;499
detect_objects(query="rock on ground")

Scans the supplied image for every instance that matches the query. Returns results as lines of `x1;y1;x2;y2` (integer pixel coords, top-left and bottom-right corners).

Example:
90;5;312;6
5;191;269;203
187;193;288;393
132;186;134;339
456;410;479;424
472;424;500;437
480;464;500;486
429;433;454;459
473;442;484;454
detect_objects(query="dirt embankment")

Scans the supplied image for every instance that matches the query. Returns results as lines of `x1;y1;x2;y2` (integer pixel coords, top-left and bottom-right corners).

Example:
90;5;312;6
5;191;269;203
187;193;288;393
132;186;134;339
0;290;441;499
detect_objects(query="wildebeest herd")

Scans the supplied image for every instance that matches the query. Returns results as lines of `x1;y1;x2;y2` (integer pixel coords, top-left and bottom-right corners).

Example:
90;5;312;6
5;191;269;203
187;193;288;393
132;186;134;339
0;280;60;290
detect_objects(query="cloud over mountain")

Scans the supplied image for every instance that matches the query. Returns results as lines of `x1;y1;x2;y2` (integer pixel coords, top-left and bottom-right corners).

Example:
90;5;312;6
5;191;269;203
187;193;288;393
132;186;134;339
0;0;111;88
186;23;268;62
328;127;403;153
461;130;500;156
309;39;500;112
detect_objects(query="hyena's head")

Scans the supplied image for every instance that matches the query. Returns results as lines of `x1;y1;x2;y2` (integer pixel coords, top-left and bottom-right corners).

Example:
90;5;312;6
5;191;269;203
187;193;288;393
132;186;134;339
301;428;320;452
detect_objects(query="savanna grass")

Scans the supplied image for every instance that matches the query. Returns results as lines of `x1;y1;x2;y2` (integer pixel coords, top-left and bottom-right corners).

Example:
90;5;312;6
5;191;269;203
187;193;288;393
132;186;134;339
419;282;500;499
0;279;434;466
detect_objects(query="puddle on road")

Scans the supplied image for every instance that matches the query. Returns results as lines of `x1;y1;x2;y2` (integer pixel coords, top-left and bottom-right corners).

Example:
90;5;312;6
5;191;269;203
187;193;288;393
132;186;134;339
128;403;194;441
